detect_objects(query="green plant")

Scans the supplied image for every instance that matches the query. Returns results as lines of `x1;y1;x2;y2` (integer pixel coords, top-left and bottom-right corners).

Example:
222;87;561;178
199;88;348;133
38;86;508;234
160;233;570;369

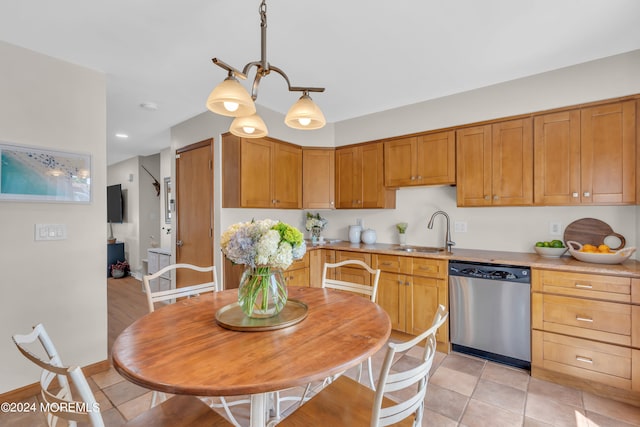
396;222;408;234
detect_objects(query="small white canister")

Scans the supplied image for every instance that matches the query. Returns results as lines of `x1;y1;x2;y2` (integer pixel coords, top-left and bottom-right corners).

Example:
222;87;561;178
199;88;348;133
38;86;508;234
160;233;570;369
361;228;377;244
348;225;362;243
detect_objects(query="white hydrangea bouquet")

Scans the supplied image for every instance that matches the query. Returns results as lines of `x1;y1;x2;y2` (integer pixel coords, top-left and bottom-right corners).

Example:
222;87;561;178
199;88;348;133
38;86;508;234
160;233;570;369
221;219;306;317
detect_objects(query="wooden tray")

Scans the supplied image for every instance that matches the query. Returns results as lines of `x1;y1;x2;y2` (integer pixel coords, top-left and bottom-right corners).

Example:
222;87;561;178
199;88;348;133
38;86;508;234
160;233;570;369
215;299;308;332
563;218;625;250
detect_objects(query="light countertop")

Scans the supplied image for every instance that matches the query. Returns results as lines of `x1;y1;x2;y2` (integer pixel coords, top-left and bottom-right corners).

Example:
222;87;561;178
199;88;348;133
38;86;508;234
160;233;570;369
306;240;640;278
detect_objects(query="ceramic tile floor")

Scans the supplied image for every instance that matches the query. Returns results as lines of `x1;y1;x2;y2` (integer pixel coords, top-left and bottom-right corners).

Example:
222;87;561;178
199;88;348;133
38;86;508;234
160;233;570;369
3;345;640;426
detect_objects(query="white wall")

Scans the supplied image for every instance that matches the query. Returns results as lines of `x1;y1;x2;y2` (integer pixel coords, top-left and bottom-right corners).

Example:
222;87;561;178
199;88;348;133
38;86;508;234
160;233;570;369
0;41;107;393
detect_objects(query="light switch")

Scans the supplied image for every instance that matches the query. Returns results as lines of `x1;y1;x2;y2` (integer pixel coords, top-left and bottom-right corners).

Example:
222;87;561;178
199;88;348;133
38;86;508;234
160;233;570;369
35;224;67;241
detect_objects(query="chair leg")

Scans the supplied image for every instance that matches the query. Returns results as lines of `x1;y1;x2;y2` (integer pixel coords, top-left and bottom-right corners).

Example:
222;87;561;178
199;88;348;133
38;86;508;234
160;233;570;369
366;357;376;390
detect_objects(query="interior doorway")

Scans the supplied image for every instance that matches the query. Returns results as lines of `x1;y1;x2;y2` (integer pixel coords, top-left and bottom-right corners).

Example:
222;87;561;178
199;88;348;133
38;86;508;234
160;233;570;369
175;139;214;287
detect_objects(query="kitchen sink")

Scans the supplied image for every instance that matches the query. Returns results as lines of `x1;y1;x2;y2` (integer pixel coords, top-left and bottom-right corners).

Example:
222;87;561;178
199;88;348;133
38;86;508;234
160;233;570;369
391;245;445;253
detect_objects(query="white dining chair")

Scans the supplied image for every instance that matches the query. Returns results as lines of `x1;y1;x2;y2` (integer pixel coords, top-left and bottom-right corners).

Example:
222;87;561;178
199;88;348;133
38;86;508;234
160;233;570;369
278;305;448;427
143;263;249;426
12;323;233;427
322;259;381;389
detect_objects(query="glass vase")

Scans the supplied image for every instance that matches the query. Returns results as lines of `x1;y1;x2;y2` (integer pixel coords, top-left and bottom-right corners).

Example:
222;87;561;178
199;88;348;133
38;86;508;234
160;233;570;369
311;226;322;244
238;267;288;318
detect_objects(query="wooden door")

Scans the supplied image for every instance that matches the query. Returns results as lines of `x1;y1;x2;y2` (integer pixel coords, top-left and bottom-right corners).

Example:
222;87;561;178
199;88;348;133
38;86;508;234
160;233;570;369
581;100;636;204
407;276;448;345
456;125;492;206
417;130;456;185
175;139;214;288
303;148;335;209
534;110;581;205
240;138;273;208
361;142;385;208
273;141;302;209
377;271;406;331
384;136;416;187
491;118;533;206
335;146;361;208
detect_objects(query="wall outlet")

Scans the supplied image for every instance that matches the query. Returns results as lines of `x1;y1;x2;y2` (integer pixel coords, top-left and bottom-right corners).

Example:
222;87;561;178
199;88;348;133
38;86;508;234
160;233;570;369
549;222;562;236
454;221;467;233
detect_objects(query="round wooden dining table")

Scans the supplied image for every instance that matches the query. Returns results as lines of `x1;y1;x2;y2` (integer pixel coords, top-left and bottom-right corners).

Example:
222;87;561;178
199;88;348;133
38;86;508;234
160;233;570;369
111;286;391;427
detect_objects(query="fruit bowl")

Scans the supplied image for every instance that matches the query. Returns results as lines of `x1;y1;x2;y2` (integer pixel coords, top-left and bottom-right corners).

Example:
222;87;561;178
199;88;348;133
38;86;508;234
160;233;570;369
566;241;636;264
533;246;568;258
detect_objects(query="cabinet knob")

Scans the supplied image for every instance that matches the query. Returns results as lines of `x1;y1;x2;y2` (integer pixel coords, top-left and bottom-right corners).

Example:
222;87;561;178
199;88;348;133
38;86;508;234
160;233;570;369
330;201;334;206
572;192;579;198
583;191;590;197
493;195;499;201
272;199;276;204
417;175;422;180
410;176;416;180
484;195;490;201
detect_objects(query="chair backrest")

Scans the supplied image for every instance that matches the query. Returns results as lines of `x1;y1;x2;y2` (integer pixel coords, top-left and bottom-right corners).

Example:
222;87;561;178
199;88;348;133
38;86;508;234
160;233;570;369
12;324;105;427
321;260;381;302
371;304;448;427
142;263;218;313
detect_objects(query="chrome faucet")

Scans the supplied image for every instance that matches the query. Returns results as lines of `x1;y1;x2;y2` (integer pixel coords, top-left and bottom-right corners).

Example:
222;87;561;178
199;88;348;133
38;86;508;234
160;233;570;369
427;210;455;252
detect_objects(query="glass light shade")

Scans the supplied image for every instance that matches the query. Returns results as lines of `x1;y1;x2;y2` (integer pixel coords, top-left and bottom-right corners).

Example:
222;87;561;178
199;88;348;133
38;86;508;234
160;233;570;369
229;114;268;138
284;94;326;130
206;76;256;117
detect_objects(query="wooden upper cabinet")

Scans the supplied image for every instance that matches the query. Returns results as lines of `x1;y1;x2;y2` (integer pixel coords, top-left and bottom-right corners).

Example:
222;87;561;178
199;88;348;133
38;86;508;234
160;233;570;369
581;101;636;204
534;110;581;205
303;148;335;209
384;131;455;187
222;134;302;209
456;118;533;207
534;101;636;205
335;142;396;209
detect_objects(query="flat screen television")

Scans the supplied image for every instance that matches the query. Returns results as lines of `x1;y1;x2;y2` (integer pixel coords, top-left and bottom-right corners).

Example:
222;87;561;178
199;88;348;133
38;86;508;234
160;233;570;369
107;184;124;223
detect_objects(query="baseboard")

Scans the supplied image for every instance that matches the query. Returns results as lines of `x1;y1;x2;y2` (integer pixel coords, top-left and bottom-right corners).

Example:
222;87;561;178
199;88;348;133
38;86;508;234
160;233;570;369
0;359;111;404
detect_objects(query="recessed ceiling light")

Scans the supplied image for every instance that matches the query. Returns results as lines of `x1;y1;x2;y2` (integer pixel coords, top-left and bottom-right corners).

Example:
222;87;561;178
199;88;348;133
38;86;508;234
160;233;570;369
140;102;159;111
115;133;129;139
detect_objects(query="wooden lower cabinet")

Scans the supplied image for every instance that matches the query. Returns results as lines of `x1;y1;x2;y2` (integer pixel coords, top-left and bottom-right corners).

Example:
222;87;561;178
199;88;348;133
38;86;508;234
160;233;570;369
375;254;449;352
284;254;310;288
531;269;640;405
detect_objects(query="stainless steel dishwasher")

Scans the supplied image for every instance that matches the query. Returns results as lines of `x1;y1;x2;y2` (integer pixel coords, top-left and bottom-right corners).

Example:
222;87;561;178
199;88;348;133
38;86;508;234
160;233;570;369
449;260;531;370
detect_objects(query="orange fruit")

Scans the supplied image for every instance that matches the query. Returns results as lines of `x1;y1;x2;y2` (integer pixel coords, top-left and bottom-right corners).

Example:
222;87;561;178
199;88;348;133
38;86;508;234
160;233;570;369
597;244;611;253
581;244;597;253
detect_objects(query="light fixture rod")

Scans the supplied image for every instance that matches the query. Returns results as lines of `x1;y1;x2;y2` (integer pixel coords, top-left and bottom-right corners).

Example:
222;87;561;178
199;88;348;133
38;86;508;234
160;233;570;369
211;58;247;80
260;0;268;71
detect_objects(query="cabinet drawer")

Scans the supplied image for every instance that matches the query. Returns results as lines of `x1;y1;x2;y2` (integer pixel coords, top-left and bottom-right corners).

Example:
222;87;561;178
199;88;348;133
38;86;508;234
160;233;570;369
534;293;631;346
334;251;373;286
289;253;310;270
376;255;401;272
533;269;631;303
335;251;371;265
533;330;632;390
411;258;447;279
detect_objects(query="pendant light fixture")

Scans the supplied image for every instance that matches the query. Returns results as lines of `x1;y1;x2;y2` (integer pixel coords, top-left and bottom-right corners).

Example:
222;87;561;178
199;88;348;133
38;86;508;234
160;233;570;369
206;0;325;137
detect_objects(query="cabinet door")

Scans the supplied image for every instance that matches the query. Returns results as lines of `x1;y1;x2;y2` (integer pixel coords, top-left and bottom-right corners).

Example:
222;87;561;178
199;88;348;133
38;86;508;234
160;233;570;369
273;142;302;209
285;267;309;288
384;137;417;187
491;118;533;206
534;110;581;205
240;138;273;208
335;146;361;208
303;148;335;209
361;142;386;208
377;271;407;331
581;101;636;204
417;131;456;185
407;276;448;344
456;125;492;206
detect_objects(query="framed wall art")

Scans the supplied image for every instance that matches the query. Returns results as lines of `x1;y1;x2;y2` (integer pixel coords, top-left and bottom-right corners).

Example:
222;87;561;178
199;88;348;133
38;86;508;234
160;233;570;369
0;141;91;203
